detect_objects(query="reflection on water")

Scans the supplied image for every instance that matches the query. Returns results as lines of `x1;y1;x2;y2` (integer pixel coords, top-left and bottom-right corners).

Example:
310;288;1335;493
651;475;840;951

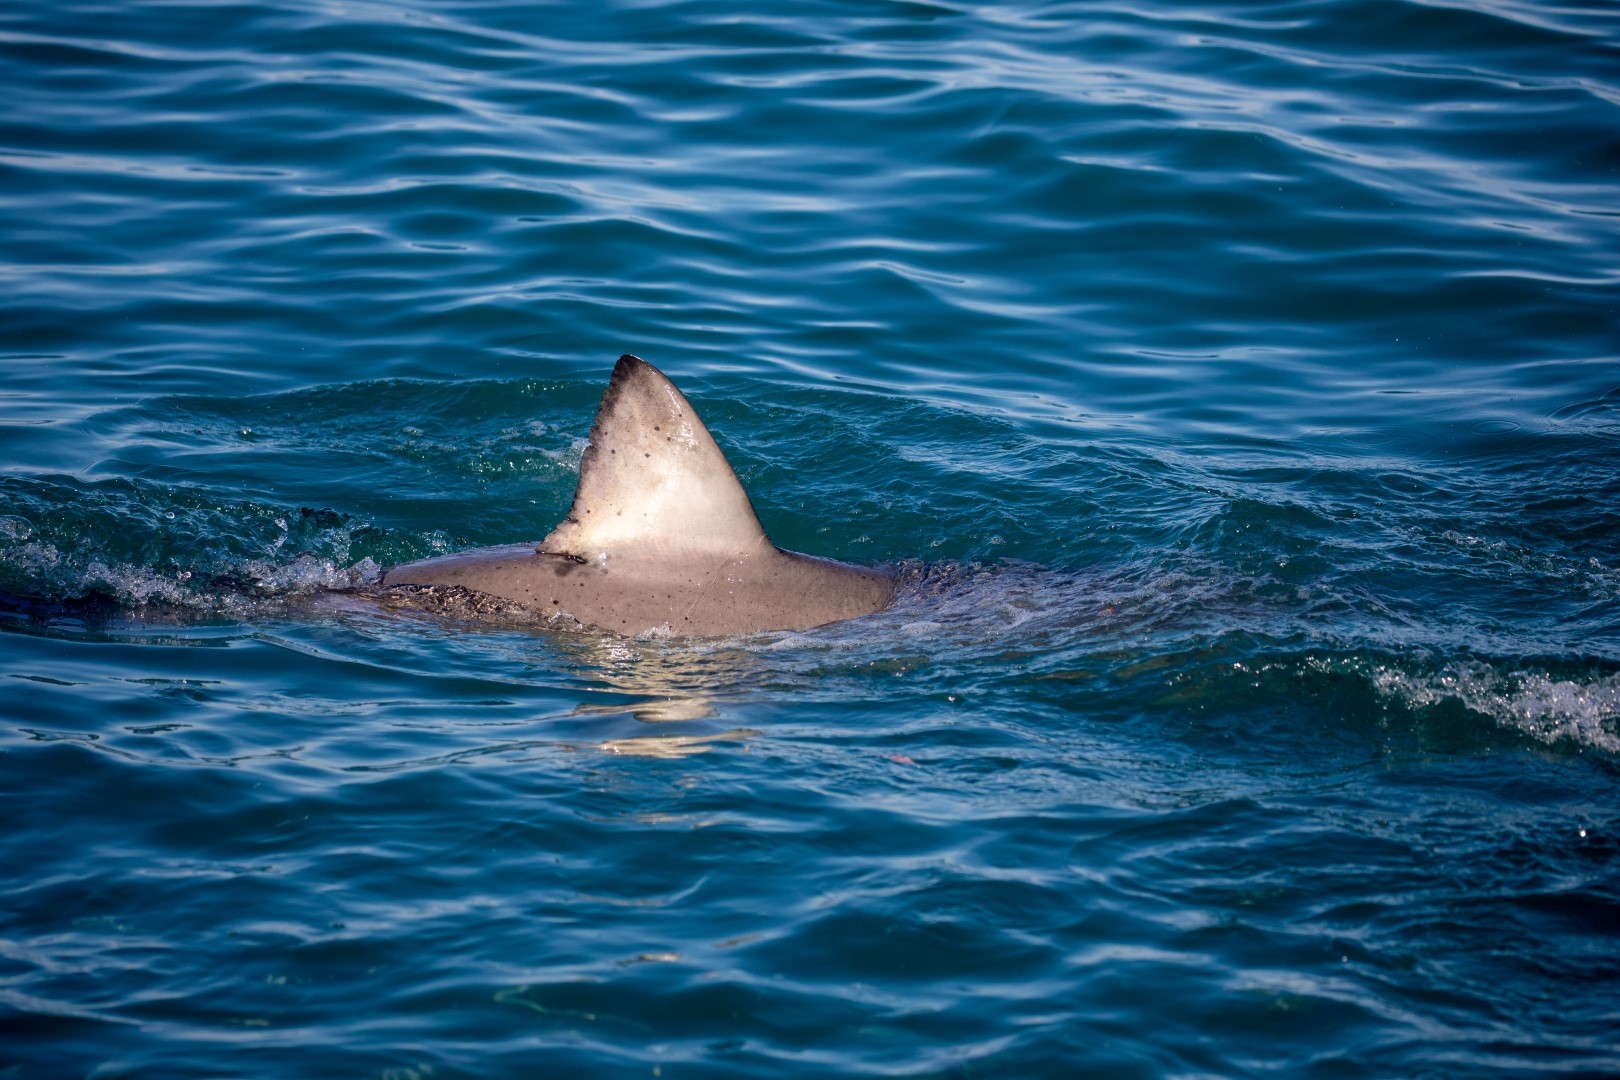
591;728;760;758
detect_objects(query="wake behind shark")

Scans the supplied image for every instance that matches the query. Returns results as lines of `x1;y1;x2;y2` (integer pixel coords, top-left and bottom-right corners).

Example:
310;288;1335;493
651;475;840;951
381;355;895;636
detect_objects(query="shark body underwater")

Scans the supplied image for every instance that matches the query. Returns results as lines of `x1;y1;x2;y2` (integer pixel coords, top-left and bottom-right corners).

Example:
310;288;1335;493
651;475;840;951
379;354;895;636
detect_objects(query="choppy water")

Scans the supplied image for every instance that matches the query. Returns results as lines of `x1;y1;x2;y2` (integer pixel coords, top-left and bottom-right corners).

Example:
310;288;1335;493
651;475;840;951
3;0;1619;1075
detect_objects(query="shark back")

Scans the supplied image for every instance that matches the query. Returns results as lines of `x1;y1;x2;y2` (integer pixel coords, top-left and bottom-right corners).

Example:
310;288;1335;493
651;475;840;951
381;355;893;636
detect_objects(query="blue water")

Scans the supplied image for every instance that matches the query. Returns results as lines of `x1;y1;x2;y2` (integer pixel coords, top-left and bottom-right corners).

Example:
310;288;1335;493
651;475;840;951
3;0;1619;1075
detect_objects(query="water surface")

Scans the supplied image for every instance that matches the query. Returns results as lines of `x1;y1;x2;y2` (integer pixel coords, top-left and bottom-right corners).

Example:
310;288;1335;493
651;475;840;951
2;0;1618;1075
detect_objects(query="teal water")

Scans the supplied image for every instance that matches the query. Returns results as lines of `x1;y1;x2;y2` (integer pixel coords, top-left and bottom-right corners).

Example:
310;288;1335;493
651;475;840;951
3;0;1618;1075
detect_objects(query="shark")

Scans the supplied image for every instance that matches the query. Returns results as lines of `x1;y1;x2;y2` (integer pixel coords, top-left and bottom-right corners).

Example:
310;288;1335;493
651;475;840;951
380;354;895;636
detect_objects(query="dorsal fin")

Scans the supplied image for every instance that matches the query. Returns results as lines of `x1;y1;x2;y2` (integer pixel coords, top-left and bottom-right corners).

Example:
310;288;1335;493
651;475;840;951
539;355;773;559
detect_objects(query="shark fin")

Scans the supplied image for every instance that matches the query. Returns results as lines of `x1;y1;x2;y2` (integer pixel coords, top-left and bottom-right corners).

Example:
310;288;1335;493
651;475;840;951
539;355;772;560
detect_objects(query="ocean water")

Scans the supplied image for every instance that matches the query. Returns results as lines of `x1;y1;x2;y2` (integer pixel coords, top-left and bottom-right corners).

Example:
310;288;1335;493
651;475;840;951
2;0;1618;1075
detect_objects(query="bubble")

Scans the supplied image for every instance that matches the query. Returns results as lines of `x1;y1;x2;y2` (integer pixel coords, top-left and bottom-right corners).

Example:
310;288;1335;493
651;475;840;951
0;515;35;541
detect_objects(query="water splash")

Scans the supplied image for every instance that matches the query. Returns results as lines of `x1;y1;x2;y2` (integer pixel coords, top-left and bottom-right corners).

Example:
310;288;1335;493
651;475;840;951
1367;660;1620;754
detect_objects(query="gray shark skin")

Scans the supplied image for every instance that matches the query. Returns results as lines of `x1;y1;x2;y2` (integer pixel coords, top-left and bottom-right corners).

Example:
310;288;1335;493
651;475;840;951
381;354;895;636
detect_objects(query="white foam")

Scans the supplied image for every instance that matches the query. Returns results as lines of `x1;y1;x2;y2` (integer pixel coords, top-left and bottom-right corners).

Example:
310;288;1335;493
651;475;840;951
1368;660;1620;753
1;535;383;613
232;554;382;597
